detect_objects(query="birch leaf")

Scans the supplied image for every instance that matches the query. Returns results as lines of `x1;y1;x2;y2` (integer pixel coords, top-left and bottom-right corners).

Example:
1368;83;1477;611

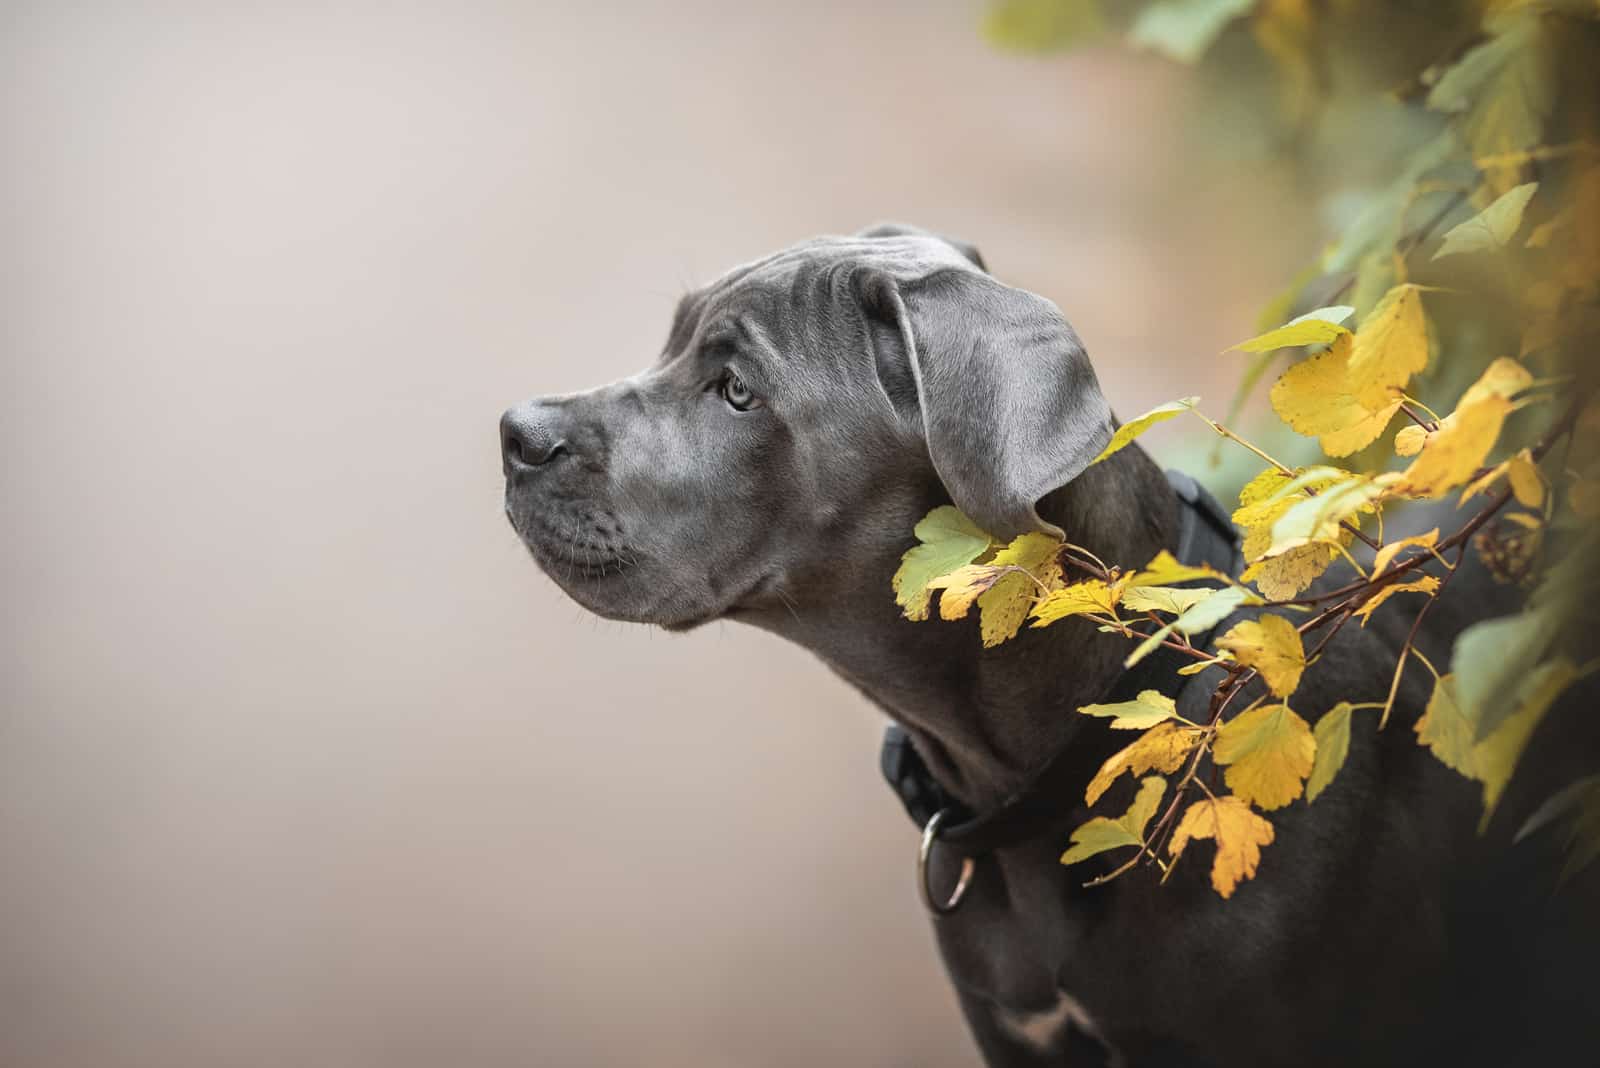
1347;284;1430;410
1092;397;1199;464
1433;182;1539;260
1228;305;1354;352
1306;703;1354;803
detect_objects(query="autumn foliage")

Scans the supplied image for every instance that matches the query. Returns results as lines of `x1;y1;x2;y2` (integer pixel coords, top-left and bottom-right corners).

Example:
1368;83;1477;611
892;0;1600;898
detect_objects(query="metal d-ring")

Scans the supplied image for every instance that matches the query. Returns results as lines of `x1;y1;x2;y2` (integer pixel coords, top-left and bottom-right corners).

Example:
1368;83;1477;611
918;808;976;915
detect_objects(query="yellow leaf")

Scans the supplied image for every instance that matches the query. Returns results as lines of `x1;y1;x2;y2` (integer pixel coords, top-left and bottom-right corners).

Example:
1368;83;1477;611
1263;475;1393;558
1396;394;1513;498
1347;284;1430;410
1458;459;1509;505
1269;335;1401;457
1031;578;1126;627
1394;422;1428;457
1178;655;1230;676
1228;305;1353;352
1128;549;1230;587
1213;702;1316;810
1475;658;1578;821
1306;702;1353;803
1242;545;1341;601
1416;674;1479;779
1061;776;1166;867
1079;689;1178;731
1168;796;1276;899
1120;585;1216;616
1091;397;1199;464
1372;528;1439;574
1354;575;1441;624
925;564;1001;621
976;532;1062;647
1506;450;1545;509
1216;615;1306;698
892;507;992;620
1084;721;1202;806
1461;356;1534;406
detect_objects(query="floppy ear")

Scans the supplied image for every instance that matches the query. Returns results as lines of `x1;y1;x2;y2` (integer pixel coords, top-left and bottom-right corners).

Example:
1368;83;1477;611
857;266;1114;541
856;221;988;272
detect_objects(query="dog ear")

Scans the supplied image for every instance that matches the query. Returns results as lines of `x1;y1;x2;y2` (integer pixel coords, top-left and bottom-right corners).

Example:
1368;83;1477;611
856;222;988;272
857;266;1114;541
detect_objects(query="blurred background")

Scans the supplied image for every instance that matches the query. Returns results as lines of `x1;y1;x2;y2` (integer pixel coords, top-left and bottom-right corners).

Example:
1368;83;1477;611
1;3;1313;1065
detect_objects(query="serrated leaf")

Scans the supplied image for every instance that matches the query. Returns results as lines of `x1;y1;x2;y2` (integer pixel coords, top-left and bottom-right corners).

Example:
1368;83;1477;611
1084;721;1202;806
1061;776;1166;867
1264;475;1392;557
925;564;1004;621
1476;657;1578;822
1346;284;1430;411
976;532;1062;647
1120;585;1216;616
1079;689;1178;731
1092;397;1199;464
1129;549;1231;587
1129;0;1254;63
1306;702;1353;803
1213;702;1316;810
1270;335;1402;458
1433;182;1539;260
1242;544;1342;601
1216;615;1306;698
1030;578;1125;627
1353;575;1441;624
1373;528;1439;574
1427;16;1553;184
1168;795;1275;898
1228;306;1354;353
892;507;992;620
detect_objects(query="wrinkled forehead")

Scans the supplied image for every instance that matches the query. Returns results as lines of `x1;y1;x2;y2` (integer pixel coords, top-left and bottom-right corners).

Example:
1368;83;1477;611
662;233;976;357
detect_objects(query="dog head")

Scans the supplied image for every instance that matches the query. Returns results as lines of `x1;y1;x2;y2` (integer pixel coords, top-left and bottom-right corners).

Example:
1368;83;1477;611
500;224;1115;629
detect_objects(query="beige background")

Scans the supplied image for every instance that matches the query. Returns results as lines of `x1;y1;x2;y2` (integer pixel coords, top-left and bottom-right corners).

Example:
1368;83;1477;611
2;3;1309;1066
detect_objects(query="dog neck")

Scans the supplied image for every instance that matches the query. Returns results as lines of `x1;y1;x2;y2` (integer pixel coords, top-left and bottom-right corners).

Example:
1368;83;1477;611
750;446;1180;809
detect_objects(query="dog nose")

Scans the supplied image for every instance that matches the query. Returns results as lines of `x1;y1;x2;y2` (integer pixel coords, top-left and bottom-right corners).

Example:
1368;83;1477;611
501;405;567;471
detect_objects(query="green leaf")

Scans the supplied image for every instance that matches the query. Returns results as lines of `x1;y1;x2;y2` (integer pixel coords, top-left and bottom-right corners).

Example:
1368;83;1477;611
1228;306;1354;353
1123;586;1255;668
1129;0;1254;64
1426;15;1553;164
1061;776;1166;866
1475;657;1578;823
1079;689;1178;730
891;507;992;621
984;0;1105;53
1306;702;1353;803
976;532;1062;647
1119;585;1216;616
1451;605;1562;740
1433;183;1539;260
1416;674;1479;779
1091;397;1199;464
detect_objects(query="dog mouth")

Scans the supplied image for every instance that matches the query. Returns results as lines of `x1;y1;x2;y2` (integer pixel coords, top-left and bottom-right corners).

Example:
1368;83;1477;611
504;504;637;582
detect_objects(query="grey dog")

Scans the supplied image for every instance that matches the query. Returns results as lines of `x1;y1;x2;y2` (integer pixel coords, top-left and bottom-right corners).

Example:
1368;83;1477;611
500;225;1597;1066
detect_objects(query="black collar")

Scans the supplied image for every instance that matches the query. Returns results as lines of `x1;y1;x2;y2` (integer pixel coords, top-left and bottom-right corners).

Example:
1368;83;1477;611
879;470;1243;856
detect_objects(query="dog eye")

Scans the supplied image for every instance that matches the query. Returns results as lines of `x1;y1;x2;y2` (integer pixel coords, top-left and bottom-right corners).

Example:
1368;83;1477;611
719;370;761;411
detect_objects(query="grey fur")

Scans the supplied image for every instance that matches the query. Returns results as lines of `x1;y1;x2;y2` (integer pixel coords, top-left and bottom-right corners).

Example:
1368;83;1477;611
501;227;1598;1067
